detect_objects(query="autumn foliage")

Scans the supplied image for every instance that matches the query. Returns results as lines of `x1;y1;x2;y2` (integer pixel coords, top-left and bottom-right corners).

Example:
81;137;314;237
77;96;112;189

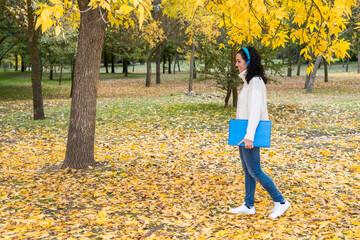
1;74;359;239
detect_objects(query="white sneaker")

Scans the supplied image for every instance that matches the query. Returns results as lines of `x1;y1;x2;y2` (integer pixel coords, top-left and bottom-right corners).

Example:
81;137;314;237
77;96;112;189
230;203;255;214
269;199;290;219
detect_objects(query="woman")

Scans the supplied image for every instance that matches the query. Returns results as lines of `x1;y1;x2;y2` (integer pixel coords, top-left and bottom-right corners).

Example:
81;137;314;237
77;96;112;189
229;47;290;219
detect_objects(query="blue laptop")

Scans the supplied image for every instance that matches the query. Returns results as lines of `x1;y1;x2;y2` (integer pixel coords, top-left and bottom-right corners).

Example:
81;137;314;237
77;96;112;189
228;119;272;147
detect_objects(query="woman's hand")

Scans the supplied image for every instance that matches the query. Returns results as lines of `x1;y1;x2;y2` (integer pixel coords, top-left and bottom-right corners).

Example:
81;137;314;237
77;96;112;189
238;139;254;149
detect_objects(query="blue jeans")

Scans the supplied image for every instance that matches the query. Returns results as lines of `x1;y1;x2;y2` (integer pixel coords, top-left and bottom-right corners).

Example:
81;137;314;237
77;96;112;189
239;146;284;207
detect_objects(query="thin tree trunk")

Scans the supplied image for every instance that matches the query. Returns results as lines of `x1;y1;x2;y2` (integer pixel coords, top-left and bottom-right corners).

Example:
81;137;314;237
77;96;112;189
156;45;161;84
132;60;135;72
287;55;292;77
224;85;231;107
323;58;328;82
189;43;195;92
305;61;311;89
146;44;151;87
296;51;301;76
59;64;63;85
27;0;45;120
104;48;108;73
306;55;322;94
346;57;350;72
70;58;75;98
173;53;177;74
168;57;172;74
163;56;166;74
21;55;25;72
50;63;54;80
177;56;180;71
111;52;115;73
123;58;128;76
62;1;107;169
231;46;237;108
15;54;18;71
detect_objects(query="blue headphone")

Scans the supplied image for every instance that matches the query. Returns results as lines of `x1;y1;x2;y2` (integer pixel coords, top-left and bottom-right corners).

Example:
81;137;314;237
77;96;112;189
242;47;251;66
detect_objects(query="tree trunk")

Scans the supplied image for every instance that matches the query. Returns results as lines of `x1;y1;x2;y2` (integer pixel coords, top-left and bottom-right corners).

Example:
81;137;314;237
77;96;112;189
224;85;231;107
346;57;350;72
156;45;161;84
146;42;162;87
27;0;45;120
70;57;75;98
132;60;135;72
323;58;328;82
306;55;322;94
287;55;292;77
231;45;237;108
168;57;172;74
123;58;129;76
50;63;54;80
15;54;18;71
111;52;115;73
163;56;166;74
305;61;311;89
146;44;151;87
21;55;25;72
189;43;195;92
59;64;63;85
296;51;301;76
177;55;181;71
62;1;107;169
173;53;177;74
104;48;108;73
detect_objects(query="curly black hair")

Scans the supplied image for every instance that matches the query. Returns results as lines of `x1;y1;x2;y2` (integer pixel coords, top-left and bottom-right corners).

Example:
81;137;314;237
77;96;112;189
238;47;267;84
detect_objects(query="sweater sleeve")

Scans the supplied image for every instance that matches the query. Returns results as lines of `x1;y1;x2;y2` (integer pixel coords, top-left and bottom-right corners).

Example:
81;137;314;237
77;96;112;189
244;79;263;141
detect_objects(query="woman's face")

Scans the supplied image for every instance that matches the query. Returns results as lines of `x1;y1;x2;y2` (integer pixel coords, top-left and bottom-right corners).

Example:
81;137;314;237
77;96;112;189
236;53;247;73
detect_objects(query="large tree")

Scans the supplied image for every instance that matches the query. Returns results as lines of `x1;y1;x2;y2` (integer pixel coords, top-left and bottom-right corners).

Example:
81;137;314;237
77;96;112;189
36;0;151;169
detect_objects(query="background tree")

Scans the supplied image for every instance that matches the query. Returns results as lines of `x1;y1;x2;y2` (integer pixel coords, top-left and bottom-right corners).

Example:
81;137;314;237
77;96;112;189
1;0;45;119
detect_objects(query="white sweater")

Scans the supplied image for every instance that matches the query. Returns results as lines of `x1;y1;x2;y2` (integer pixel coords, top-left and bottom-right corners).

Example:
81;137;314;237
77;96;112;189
236;70;269;141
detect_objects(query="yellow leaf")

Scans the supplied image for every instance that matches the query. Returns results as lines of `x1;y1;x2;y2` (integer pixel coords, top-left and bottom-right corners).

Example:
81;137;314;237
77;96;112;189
216;230;229;236
55;25;61;36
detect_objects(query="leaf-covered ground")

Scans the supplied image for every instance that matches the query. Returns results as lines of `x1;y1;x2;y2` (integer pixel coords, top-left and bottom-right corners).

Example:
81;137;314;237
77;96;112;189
0;74;360;239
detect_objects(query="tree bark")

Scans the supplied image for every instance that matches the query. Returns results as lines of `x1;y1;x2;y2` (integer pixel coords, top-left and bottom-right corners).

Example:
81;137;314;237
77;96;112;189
323;58;328;82
70;57;75;98
50;63;54;80
306;55;322;94
189;43;195;92
146;42;162;87
168;57;172;74
346;57;350;72
156;45;161;84
173;53;177;74
15;54;18;71
62;1;107;169
111;52;115;73
146;44;151;87
163;56;166;74
27;0;45;120
123;58;128;76
21;55;25;72
104;48;108;73
59;64;63;85
231;45;238;108
296;51;301;76
224;85;231;107
287;54;292;77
